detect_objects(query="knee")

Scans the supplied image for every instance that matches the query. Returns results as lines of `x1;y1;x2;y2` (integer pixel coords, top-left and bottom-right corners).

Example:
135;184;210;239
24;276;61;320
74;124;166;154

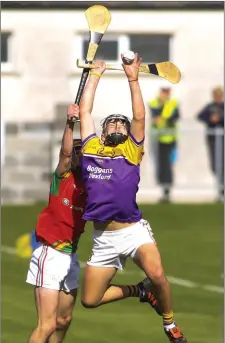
149;266;167;286
81;296;99;309
56;315;72;330
38;321;56;336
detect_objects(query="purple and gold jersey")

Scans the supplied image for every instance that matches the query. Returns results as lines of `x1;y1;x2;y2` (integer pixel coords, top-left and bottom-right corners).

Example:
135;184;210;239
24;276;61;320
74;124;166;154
81;133;144;223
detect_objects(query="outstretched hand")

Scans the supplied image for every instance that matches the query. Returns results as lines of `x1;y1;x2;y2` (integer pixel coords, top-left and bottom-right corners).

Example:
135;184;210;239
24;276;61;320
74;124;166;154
121;53;142;82
92;61;106;76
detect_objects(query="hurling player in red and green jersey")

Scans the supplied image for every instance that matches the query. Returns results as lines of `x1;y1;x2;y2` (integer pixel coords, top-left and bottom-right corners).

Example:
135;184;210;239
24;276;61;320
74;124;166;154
26;104;86;343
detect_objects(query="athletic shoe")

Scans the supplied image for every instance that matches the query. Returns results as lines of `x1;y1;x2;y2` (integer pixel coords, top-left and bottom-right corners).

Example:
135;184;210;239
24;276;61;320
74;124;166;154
164;325;187;342
138;278;162;316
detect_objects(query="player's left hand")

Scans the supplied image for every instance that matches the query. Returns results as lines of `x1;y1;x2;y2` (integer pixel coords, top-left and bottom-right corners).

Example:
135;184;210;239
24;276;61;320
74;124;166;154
67;104;80;121
121;53;142;82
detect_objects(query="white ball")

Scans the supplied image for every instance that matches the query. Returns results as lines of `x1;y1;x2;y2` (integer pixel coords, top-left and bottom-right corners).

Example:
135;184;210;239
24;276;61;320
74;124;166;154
122;50;135;65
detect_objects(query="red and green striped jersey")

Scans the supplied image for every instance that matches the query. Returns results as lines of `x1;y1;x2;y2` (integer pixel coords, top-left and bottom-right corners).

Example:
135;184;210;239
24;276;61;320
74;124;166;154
35;170;86;253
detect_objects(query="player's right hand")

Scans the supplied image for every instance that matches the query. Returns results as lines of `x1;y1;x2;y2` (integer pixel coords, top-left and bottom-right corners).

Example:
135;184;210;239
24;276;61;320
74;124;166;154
92;61;106;76
121;52;142;82
67;104;80;120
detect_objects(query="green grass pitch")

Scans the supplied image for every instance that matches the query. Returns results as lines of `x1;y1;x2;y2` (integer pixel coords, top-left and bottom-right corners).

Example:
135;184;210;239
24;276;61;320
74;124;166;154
1;203;223;343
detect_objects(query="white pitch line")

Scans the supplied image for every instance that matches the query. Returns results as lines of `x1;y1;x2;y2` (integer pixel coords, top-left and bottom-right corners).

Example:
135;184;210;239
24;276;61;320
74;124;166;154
1;245;224;294
166;276;197;289
203;285;224;294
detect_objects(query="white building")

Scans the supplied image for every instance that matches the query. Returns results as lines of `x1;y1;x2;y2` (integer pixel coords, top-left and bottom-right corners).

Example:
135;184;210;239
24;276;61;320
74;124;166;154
1;2;224;203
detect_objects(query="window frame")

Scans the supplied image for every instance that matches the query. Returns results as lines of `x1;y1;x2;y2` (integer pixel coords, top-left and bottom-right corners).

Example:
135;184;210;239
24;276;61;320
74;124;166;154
74;33;129;65
1;31;14;72
129;33;173;63
73;32;173;71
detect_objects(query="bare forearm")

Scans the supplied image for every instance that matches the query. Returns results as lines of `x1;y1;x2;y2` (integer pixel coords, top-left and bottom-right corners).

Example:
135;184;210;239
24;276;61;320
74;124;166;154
129;81;145;120
79;62;105;139
61;121;74;156
80;75;100;115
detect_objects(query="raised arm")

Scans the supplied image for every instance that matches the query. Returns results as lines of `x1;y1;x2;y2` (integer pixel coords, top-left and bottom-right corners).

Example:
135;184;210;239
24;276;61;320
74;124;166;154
56;104;78;177
79;62;106;141
122;53;145;143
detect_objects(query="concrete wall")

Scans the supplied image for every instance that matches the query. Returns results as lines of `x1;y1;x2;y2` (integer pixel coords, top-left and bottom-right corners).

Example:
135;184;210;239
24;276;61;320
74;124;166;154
1;9;224;203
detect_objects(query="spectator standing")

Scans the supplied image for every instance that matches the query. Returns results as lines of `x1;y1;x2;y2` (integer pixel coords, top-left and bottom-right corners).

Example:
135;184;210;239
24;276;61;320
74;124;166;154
148;86;180;202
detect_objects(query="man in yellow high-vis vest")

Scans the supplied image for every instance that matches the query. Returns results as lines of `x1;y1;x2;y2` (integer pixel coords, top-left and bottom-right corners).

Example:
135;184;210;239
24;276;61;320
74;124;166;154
149;86;180;202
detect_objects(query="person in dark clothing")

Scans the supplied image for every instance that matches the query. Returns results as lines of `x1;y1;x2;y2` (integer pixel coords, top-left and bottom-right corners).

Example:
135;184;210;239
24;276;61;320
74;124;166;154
149;87;180;203
197;86;224;202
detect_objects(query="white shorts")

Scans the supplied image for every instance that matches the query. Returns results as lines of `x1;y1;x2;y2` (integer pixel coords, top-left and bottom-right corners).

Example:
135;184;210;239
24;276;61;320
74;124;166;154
26;244;80;292
87;219;156;270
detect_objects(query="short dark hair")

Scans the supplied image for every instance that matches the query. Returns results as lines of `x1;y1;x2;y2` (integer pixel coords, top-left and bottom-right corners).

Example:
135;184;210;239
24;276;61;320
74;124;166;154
160;87;171;93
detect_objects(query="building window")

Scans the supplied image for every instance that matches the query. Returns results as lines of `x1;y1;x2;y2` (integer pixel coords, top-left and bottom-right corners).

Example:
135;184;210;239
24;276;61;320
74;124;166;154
74;33;171;68
77;34;129;63
129;34;171;63
82;39;118;61
1;31;12;63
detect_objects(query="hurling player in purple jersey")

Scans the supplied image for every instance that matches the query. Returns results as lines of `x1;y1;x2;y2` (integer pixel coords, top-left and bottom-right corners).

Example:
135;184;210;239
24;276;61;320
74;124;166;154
79;54;187;343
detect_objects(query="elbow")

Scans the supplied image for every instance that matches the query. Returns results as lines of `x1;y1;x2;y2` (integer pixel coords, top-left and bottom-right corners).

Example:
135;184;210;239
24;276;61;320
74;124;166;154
79;109;90;121
79;103;86;114
60;149;72;158
79;98;90;114
134;112;145;122
79;109;85;118
197;115;203;122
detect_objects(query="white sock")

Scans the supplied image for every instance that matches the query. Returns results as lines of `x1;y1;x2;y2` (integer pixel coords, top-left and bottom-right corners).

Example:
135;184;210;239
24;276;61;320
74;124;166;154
164;322;176;331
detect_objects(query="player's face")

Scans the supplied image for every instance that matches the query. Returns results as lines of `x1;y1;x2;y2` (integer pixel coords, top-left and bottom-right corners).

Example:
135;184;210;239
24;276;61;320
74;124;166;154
104;120;128;137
